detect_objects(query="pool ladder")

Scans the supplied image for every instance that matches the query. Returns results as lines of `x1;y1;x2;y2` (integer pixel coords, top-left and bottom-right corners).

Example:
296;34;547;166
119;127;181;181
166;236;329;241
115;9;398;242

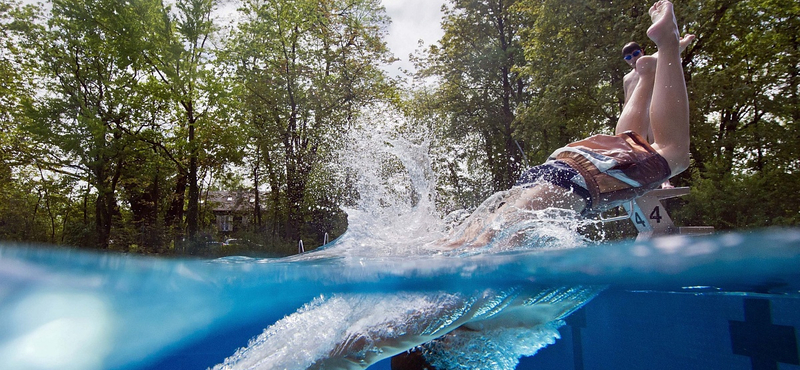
298;232;329;254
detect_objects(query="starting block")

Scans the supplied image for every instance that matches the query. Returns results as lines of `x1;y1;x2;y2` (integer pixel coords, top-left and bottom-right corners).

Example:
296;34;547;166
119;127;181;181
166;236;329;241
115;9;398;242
604;187;714;240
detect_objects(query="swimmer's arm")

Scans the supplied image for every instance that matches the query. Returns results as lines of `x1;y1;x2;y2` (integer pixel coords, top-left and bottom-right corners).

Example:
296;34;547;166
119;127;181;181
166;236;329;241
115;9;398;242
623;72;636;105
308;301;484;369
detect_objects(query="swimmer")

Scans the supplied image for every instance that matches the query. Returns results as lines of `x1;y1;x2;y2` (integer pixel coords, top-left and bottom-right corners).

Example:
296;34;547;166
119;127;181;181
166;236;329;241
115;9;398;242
215;2;693;369
401;3;694;365
443;0;692;250
620;34;693;190
622;35;695;111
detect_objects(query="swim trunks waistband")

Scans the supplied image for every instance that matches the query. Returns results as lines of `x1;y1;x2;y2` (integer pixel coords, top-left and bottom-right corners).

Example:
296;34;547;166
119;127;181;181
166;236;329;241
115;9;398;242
515;161;593;209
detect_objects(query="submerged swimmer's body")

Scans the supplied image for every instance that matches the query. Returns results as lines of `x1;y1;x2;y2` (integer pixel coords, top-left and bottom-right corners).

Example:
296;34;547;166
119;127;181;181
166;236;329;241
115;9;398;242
215;2;692;369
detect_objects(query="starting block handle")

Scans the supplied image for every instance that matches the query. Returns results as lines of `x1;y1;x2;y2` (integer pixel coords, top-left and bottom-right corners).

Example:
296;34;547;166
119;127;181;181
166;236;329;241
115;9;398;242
642;187;691;200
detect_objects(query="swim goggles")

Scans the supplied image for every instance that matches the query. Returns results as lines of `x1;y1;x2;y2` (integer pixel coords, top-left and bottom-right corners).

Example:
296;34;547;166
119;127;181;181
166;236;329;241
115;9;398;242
624;49;642;61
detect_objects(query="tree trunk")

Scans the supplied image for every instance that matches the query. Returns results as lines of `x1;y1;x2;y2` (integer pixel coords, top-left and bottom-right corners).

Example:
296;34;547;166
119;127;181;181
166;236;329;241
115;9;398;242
285;159;306;242
186;112;199;242
95;189;115;249
166;173;187;236
253;148;262;228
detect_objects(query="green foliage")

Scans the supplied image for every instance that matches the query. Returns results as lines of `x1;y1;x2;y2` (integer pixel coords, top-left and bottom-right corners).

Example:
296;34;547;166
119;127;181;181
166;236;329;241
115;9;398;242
416;0;529;196
27;0;161;248
227;0;395;242
1;0;798;255
677;0;800;229
0;168;49;242
1;0;41;171
676;163;800;229
514;0;649;160
418;0;799;231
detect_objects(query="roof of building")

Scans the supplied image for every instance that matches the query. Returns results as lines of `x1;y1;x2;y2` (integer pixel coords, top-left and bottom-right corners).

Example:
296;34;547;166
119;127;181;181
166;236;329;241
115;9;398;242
205;190;257;213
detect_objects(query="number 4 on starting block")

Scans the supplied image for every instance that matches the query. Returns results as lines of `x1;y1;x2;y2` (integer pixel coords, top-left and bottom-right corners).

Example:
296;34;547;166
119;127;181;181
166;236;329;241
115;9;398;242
622;187;714;240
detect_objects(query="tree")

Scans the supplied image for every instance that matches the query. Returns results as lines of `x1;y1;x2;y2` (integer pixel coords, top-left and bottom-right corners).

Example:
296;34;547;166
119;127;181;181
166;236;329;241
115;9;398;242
229;0;395;243
1;0;40;163
40;0;242;249
0;0;50;242
513;0;657;163
418;0;529;197
674;0;800;229
27;0;157;248
134;0;237;243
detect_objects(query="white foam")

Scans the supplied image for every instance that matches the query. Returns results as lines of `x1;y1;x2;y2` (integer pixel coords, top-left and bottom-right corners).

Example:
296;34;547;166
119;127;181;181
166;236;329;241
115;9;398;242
0;291;113;370
212;292;473;369
211;110;600;369
423;321;564;369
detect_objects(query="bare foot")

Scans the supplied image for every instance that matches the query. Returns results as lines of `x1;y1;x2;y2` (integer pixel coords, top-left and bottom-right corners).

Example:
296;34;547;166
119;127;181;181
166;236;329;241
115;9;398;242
647;0;680;47
679;34;695;53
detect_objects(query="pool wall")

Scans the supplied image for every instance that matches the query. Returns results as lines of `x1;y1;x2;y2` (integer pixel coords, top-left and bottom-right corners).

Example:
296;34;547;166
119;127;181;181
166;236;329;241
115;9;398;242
521;289;800;370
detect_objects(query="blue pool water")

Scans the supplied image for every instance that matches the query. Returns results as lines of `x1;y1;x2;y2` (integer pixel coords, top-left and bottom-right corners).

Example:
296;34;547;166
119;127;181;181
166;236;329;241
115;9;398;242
1;228;799;370
3;132;799;369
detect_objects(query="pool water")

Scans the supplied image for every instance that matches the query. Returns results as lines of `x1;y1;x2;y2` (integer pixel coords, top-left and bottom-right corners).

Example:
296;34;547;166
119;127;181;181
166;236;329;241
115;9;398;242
1;228;798;370
522;288;800;370
2;132;798;369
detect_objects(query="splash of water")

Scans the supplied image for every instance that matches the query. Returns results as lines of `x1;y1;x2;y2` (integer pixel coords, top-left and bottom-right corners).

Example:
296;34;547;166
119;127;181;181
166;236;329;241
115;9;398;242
320;106;594;258
210;107;604;370
321;107;447;257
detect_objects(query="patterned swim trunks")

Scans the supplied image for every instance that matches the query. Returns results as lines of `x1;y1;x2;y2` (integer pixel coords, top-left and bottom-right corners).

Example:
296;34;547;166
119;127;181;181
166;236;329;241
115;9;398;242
516;131;671;214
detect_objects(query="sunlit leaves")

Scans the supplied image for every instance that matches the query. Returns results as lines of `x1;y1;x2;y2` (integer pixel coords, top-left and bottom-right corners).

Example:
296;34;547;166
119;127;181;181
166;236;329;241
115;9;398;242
227;0;394;241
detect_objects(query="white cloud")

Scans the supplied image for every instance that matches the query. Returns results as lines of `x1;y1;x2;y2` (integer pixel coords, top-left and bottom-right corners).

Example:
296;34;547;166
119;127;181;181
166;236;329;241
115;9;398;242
381;0;446;78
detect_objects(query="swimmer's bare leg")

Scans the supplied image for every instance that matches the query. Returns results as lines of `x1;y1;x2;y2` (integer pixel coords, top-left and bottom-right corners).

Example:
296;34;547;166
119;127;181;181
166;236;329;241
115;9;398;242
618;32;694;141
616;56;655;137
647;0;691;176
512;183;586;213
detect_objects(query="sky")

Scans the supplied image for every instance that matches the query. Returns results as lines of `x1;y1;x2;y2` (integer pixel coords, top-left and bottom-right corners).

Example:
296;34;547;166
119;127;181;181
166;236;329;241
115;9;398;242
23;0;446;78
380;0;447;77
